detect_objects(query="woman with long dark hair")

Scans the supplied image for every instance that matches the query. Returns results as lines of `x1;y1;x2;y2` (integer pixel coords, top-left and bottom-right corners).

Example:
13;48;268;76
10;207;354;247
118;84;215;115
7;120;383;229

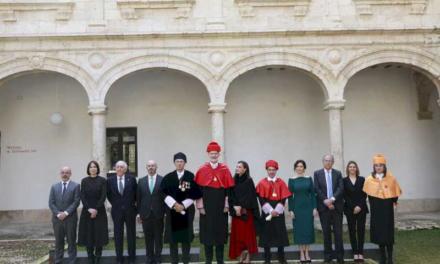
363;154;402;264
78;161;109;264
288;160;317;263
343;161;368;262
228;161;259;263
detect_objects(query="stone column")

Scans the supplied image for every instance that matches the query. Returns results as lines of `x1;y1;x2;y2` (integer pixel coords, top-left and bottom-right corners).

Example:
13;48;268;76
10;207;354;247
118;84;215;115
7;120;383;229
88;104;107;173
324;100;345;171
208;102;227;158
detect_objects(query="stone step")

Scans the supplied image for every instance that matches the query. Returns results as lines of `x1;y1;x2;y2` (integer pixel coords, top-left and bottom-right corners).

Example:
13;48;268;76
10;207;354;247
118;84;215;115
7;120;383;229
50;243;380;263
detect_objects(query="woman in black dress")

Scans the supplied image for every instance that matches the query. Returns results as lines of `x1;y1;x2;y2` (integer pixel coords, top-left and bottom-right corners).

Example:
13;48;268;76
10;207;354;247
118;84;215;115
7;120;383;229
78;161;109;264
343;161;368;262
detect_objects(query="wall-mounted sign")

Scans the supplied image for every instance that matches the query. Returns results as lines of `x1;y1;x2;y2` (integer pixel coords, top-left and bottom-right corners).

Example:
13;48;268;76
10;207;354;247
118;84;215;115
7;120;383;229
6;146;37;154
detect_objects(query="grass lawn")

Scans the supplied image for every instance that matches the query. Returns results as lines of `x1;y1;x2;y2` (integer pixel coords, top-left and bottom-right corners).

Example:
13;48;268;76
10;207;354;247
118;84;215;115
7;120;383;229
394;229;440;264
0;240;53;264
76;229;440;263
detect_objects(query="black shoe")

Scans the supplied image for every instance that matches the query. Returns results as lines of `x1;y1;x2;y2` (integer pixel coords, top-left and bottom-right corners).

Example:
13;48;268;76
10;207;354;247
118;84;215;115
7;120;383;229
337;259;345;264
277;258;287;264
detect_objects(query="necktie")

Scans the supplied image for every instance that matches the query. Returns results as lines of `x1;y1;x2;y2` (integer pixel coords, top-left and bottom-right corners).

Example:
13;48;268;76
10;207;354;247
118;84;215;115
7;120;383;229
149;177;154;193
326;171;333;198
118;177;124;195
62;182;67;197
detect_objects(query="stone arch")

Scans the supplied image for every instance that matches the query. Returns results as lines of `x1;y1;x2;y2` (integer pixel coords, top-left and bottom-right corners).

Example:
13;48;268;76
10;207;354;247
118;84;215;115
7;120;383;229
0;56;95;103
339;48;440;98
98;54;215;104
218;51;335;102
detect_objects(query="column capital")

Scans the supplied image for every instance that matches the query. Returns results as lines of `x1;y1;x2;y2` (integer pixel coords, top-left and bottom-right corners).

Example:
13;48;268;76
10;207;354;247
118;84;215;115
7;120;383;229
208;102;227;113
88;104;107;115
324;99;345;110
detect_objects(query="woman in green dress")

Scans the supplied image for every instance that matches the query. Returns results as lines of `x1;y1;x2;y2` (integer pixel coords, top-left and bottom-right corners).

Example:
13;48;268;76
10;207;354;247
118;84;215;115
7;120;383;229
288;160;318;263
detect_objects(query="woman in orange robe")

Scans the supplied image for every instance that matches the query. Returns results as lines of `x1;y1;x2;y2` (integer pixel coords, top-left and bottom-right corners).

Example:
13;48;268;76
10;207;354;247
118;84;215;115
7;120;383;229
363;154;402;264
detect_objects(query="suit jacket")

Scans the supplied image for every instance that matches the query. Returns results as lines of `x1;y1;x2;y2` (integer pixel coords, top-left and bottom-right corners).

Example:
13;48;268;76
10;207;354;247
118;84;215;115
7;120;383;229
137;175;165;220
343;176;369;214
48;180;80;220
107;174;137;215
313;168;344;213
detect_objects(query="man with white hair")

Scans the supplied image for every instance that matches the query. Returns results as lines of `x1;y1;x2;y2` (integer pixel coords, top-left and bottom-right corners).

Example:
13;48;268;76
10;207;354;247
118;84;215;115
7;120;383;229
107;160;138;264
48;166;80;264
314;154;345;264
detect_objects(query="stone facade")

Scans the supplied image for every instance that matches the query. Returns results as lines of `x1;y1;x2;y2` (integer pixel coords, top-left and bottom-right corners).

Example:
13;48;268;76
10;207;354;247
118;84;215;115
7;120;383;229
0;0;439;219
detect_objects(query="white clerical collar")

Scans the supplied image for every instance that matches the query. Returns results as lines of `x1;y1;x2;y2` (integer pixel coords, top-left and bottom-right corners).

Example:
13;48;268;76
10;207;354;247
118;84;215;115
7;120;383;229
177;170;185;179
210;162;219;169
267;176;277;182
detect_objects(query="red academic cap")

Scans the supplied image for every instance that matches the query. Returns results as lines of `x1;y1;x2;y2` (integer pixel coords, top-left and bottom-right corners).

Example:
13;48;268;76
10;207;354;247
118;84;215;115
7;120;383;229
265;160;279;170
206;141;221;153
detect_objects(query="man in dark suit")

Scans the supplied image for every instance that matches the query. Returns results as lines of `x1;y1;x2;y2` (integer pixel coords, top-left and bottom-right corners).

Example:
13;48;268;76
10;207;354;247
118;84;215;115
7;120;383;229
48;166;80;264
107;160;138;264
137;160;165;264
314;154;345;263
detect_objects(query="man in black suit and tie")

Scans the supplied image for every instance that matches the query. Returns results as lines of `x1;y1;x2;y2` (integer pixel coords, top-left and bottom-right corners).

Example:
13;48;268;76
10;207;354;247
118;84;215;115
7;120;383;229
137;160;165;264
314;154;345;263
48;166;80;264
107;160;138;264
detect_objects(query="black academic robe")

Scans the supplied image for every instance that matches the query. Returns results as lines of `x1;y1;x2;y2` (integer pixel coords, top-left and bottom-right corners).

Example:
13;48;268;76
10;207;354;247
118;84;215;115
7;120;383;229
369;196;397;245
228;175;260;223
258;198;290;247
161;170;202;243
256;178;291;248
195;163;234;246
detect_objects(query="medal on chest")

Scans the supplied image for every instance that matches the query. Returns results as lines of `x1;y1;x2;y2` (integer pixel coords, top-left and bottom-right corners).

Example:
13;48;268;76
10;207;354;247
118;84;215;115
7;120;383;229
270;182;277;198
179;181;190;192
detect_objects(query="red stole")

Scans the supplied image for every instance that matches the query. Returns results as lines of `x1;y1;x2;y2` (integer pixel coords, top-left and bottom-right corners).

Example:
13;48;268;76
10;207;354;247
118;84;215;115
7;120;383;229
195;162;234;189
256;177;291;201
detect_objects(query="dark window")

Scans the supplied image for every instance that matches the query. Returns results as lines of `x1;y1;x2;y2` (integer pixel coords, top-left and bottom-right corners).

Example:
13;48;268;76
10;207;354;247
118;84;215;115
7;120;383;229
106;127;138;177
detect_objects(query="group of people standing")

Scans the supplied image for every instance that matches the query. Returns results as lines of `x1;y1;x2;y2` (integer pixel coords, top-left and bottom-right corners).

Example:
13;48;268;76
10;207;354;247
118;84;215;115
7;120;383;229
48;141;401;264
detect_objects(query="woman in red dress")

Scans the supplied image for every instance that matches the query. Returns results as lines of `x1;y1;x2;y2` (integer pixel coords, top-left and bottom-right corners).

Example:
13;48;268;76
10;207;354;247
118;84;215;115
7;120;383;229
229;161;259;263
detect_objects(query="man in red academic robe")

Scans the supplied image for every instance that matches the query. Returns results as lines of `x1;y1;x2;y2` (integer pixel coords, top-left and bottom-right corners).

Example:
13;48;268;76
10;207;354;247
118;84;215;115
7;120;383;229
195;141;234;264
256;160;292;264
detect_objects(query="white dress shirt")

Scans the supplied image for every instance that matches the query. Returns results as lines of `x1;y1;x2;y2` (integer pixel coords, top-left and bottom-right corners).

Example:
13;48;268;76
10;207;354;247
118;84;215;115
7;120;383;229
58;180;71;217
324;169;336;201
117;175;125;189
